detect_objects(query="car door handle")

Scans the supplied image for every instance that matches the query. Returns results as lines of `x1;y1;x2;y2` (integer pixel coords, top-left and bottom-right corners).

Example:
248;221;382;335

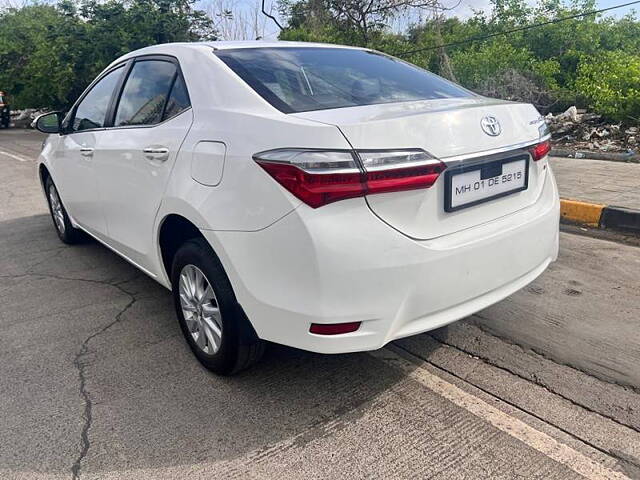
80;147;94;157
143;147;169;161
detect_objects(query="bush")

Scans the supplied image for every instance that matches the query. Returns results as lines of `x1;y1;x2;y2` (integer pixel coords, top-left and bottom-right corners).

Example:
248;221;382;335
574;51;640;123
451;40;534;88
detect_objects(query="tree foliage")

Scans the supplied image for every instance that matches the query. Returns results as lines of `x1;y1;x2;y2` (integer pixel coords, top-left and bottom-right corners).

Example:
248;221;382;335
575;51;640;123
1;0;640;123
279;0;439;45
0;0;216;109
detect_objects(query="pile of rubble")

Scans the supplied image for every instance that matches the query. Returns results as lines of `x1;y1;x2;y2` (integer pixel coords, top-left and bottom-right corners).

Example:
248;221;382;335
9;109;48;128
546;106;638;154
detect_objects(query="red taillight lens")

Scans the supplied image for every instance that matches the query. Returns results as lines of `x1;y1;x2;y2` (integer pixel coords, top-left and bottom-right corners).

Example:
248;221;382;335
254;149;446;208
254;149;364;208
359;150;445;195
309;322;361;335
255;161;365;209
529;140;551;161
365;163;446;194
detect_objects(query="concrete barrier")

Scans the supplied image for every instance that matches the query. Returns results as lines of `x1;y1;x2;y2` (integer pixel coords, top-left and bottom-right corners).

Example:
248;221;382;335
560;198;640;233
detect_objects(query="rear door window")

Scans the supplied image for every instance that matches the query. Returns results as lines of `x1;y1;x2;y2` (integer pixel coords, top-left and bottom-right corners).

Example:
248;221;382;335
114;60;178;127
163;74;190;121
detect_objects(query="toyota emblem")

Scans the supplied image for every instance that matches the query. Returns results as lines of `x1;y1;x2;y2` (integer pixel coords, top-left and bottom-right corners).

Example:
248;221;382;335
481;115;502;136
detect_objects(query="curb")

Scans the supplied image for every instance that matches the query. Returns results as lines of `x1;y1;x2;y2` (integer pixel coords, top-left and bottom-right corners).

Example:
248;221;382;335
551;148;640;164
560;199;640;233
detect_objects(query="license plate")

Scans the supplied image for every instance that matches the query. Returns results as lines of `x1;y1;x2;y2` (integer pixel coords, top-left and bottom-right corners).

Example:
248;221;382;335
444;155;529;212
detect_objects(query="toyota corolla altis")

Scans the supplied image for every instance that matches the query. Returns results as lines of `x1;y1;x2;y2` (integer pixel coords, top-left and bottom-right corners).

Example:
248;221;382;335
35;41;559;375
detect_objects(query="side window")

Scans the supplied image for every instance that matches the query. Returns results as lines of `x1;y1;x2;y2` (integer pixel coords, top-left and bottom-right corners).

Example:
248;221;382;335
114;60;176;127
73;66;124;132
163;74;190;121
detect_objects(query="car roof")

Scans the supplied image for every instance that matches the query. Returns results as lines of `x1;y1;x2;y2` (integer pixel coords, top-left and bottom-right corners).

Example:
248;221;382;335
202;40;367;51
121;40;367;56
110;41;370;68
111;40;370;66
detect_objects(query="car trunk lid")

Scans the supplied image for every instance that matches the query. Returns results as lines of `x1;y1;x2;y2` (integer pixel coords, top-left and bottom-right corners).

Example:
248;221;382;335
293;97;548;239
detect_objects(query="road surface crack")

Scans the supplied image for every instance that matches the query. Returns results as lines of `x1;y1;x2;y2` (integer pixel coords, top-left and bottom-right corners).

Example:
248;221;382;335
0;269;146;479
68;280;138;480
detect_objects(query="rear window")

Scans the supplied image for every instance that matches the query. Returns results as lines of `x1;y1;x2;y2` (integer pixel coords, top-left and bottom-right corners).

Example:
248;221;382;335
215;47;473;113
115;60;176;126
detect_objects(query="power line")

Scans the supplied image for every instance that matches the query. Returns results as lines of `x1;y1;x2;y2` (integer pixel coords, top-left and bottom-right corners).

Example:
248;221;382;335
261;0;284;31
394;0;640;57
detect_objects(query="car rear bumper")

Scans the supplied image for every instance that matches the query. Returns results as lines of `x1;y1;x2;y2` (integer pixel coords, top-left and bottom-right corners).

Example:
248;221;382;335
203;164;559;354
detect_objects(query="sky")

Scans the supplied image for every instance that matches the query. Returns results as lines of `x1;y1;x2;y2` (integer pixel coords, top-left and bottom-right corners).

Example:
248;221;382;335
449;0;638;18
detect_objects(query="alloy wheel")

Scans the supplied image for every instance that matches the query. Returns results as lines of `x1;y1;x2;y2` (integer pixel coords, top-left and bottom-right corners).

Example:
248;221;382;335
178;264;223;355
48;185;66;235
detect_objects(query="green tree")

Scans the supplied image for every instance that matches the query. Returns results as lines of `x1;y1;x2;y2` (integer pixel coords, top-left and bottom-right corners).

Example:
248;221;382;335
3;0;640;123
575;51;640;123
450;39;536;88
279;0;441;46
0;0;216;109
0;3;87;108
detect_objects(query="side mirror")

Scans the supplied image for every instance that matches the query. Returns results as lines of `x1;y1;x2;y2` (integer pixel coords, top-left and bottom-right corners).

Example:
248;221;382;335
34;112;62;134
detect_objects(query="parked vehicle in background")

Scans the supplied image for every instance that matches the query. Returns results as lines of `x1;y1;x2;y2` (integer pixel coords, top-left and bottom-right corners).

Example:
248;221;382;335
34;41;559;375
0;91;9;128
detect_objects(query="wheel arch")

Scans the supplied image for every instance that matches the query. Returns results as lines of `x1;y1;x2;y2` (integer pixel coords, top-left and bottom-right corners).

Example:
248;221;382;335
38;163;51;191
157;213;205;286
156;213;261;345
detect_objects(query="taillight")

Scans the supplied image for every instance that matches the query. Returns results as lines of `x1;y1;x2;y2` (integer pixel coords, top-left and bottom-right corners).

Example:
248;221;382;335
529;140;551;161
254;148;446;208
254;150;364;208
358;150;446;194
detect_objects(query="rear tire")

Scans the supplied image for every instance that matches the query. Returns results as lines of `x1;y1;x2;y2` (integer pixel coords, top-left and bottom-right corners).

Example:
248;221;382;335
44;176;85;244
171;237;264;375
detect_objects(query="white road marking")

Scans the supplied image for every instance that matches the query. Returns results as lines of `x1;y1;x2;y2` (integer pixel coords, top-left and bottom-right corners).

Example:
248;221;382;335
0;150;31;162
370;347;630;480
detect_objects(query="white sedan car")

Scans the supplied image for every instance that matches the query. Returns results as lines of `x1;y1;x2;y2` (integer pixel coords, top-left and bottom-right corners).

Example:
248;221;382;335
35;41;559;375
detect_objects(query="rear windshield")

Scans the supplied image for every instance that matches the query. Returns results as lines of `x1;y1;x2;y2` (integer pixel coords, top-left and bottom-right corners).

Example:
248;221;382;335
0;96;5;104
214;47;473;113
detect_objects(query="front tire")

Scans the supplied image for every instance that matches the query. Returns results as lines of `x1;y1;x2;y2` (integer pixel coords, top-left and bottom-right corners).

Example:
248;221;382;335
171;237;264;375
44;176;85;244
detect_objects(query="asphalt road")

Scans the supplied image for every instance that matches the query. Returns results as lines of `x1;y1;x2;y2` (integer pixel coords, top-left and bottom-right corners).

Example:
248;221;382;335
1;129;639;480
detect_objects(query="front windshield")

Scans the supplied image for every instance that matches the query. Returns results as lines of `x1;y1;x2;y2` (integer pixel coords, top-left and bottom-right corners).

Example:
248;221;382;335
215;47;473;113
